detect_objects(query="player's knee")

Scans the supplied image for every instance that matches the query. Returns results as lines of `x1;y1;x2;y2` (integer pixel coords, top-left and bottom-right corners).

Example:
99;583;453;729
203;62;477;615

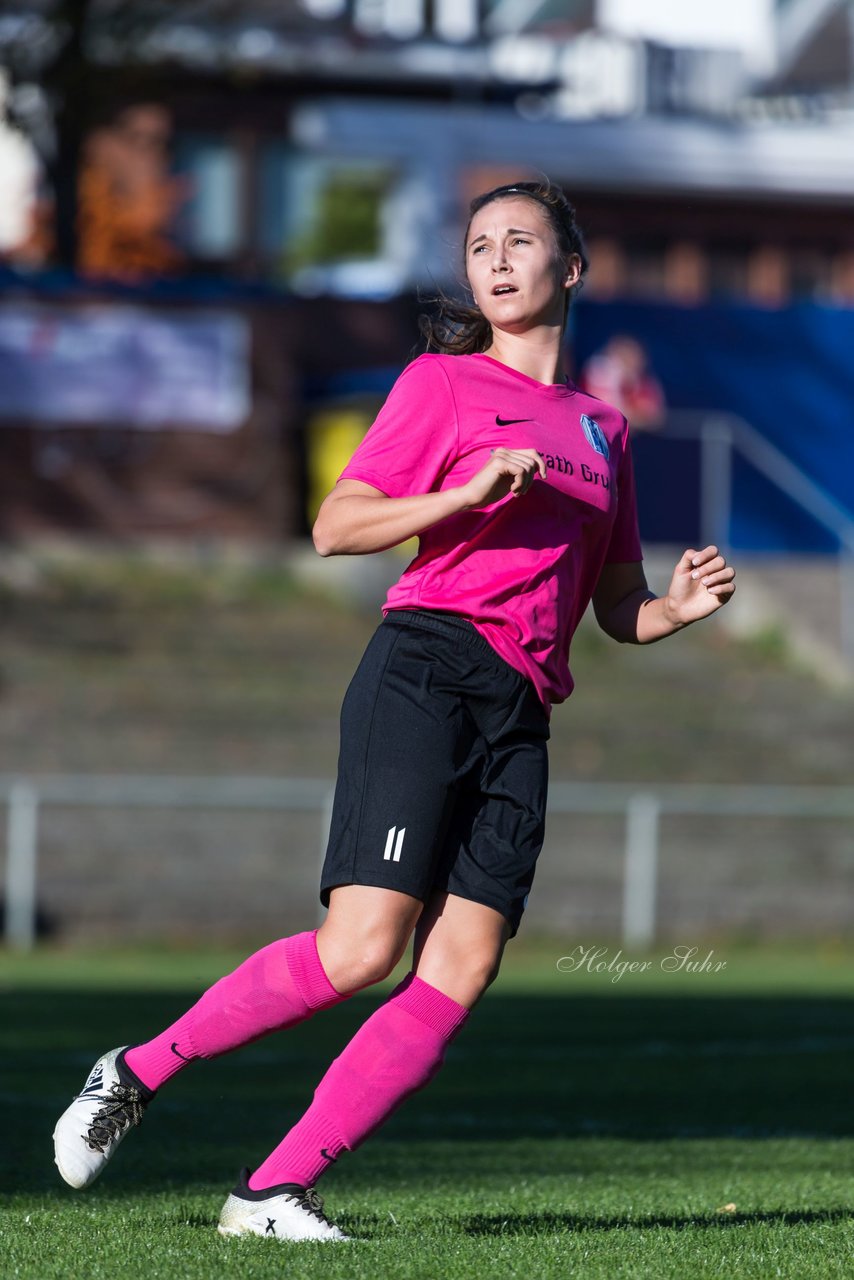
439;946;503;1005
471;950;502;995
351;939;402;989
327;931;407;994
319;886;422;993
483;953;505;991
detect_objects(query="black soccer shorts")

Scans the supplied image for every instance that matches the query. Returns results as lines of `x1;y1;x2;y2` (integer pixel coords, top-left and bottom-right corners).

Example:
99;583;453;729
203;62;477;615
319;609;550;937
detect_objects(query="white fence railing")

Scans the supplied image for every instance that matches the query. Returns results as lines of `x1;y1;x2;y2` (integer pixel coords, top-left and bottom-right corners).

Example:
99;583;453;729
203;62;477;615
664;411;854;663
4;774;854;952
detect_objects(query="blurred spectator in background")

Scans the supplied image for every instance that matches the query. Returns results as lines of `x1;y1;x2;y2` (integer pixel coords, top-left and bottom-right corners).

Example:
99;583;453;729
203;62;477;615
77;104;186;282
0;70;52;268
579;334;666;431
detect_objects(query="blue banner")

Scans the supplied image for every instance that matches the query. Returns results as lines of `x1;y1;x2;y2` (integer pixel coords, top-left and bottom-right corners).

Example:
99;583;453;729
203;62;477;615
573;300;854;552
0;303;250;431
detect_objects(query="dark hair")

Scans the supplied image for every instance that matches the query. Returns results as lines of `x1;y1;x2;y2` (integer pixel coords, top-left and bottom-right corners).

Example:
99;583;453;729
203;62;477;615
419;179;589;356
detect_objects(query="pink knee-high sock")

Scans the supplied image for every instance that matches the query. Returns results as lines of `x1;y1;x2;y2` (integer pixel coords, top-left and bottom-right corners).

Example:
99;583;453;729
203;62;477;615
248;972;469;1191
123;930;347;1092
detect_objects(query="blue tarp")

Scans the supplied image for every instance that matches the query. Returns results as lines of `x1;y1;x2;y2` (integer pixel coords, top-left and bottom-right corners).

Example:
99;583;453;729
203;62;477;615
573;300;854;553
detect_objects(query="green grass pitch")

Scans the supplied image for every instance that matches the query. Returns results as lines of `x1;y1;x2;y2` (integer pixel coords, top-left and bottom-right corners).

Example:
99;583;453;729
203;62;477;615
2;940;854;1279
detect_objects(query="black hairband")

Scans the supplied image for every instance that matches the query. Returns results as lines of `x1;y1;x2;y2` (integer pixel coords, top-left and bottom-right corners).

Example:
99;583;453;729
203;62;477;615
493;185;547;202
489;186;569;226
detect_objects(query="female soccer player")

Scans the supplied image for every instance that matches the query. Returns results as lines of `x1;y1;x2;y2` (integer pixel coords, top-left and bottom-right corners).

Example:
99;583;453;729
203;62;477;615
53;179;735;1242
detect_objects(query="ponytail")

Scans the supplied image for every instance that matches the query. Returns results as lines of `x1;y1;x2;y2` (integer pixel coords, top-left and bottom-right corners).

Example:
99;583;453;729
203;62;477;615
418;295;492;356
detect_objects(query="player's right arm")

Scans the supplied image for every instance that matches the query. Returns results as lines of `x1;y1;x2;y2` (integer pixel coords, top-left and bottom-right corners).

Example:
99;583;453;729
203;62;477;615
313;448;546;557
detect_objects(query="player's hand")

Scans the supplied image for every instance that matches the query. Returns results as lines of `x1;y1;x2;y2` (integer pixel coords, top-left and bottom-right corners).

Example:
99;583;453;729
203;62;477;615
664;546;736;625
460;448;547;509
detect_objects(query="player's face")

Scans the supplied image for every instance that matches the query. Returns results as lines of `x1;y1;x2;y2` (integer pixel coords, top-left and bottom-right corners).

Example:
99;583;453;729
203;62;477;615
465;197;577;334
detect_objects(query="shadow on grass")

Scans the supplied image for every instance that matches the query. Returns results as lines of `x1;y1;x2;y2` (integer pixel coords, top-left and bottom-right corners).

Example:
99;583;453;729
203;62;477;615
158;1208;854;1245
459;1208;853;1236
5;987;854;1195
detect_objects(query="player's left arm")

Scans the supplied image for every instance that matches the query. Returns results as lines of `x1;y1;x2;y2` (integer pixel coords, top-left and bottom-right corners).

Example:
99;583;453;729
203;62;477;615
593;546;736;645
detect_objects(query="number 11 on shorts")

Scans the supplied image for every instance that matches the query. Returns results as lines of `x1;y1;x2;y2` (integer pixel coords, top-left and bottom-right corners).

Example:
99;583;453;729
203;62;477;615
383;826;406;862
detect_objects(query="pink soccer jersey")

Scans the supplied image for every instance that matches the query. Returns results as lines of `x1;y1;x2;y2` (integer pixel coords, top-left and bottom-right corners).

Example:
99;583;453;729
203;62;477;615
339;352;643;709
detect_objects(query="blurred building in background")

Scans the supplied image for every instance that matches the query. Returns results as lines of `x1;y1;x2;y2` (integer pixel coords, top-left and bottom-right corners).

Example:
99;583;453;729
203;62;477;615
0;0;852;597
3;0;850;301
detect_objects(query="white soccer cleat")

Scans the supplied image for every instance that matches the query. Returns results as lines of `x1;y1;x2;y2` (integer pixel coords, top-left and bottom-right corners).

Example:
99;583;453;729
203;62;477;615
218;1168;351;1242
53;1046;154;1189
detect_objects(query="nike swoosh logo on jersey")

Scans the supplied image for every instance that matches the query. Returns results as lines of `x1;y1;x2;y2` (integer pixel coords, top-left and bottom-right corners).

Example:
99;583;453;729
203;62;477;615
495;415;533;426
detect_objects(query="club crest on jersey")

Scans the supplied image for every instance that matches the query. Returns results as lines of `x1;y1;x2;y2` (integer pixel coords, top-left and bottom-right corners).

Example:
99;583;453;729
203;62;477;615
580;414;610;461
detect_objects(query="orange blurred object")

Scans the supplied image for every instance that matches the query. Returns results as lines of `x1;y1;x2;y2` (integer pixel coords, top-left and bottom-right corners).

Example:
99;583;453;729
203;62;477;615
77;104;187;282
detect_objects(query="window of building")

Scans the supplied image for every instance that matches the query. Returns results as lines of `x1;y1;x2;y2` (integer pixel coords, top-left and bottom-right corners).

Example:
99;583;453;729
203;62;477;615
788;248;833;301
622;241;667;297
706;245;750;300
173;136;242;259
258;148;401;295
